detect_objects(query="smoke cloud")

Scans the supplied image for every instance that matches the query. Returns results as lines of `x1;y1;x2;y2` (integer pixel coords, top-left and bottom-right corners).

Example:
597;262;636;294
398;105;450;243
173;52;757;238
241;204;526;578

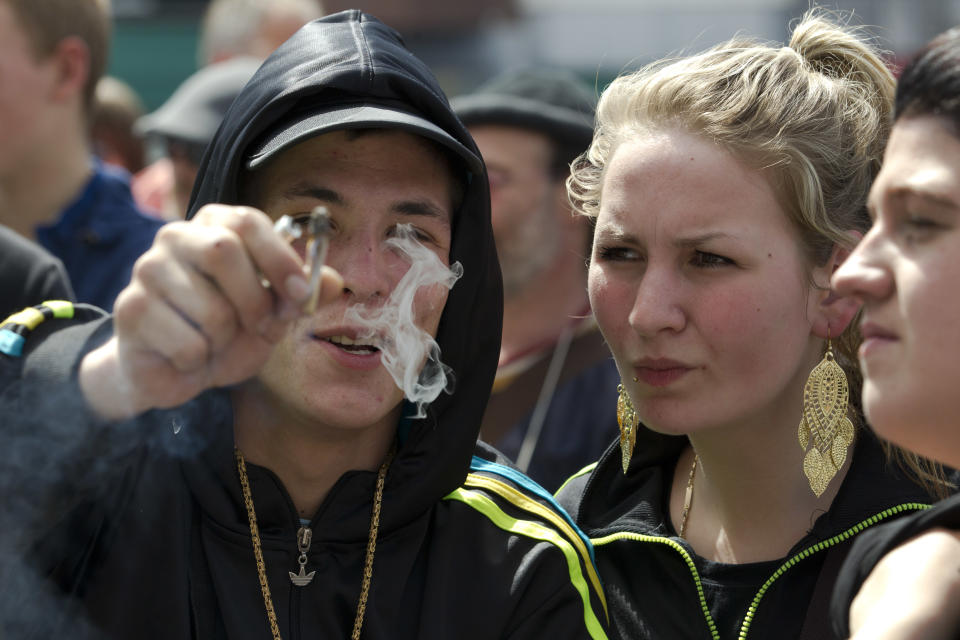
344;224;462;418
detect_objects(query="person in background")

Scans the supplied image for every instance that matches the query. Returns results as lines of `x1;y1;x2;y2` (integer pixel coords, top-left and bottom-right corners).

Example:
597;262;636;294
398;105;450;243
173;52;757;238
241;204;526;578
131;0;324;220
0;0;163;312
91;75;147;176
453;69;620;492
132;57;260;220
556;10;951;639
830;25;960;640
0;11;607;639
198;0;325;66
0;225;74;321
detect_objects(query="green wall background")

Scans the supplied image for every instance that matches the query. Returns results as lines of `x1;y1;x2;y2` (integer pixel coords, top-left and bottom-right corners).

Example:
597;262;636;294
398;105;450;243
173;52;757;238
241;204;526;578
108;18;201;112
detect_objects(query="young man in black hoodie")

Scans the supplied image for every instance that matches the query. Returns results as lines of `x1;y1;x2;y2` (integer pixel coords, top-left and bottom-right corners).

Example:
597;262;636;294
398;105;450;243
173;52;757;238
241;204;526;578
0;11;607;640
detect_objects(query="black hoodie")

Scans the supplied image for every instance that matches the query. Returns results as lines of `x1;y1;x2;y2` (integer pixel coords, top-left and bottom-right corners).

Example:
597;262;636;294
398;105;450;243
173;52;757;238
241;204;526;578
1;11;607;640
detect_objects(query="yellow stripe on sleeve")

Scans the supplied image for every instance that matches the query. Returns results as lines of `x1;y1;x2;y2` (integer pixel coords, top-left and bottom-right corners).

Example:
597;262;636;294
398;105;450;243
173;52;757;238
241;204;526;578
463;473;607;617
444;487;608;639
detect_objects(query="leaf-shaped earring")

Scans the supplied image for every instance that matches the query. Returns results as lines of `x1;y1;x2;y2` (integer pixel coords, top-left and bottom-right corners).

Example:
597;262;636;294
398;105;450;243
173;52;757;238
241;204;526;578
798;338;855;496
617;381;639;474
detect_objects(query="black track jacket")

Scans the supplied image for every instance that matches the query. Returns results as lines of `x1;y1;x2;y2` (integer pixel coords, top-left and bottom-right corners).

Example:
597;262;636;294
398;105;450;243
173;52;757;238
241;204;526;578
0;12;607;639
557;426;936;640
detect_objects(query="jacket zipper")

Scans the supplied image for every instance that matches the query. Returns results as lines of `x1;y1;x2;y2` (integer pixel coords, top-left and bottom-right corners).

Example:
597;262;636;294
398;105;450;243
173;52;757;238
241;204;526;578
592;502;930;640
737;502;930;639
591;532;720;639
289;525;312;640
290;583;302;640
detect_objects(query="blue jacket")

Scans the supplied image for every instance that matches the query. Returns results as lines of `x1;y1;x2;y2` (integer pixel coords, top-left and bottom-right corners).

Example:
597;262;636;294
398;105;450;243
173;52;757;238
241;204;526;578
36;161;163;311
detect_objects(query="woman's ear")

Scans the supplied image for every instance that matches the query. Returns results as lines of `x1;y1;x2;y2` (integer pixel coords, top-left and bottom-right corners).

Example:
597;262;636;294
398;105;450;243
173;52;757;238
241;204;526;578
811;231;863;338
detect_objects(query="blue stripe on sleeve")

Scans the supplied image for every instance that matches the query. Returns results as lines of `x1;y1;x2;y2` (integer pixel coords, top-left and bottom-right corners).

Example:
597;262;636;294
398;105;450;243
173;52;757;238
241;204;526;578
470;455;596;564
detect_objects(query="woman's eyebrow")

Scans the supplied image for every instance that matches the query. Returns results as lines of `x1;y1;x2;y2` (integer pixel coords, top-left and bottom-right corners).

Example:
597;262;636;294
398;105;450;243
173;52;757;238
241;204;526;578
594;226;638;245
889;186;958;211
673;231;734;248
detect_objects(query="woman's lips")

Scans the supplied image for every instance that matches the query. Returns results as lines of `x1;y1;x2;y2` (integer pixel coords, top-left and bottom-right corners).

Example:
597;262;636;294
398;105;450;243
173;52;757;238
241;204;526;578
633;359;693;387
858;321;899;359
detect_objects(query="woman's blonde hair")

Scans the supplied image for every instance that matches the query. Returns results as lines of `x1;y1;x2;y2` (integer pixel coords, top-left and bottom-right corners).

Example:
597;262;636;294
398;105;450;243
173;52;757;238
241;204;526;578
569;9;950;497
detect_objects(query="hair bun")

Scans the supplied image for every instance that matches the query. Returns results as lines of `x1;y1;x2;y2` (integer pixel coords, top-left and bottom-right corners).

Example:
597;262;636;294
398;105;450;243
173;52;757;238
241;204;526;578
789;12;893;91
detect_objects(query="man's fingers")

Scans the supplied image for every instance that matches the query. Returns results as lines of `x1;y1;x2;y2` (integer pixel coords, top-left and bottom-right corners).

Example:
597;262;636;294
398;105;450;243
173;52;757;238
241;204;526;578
134;247;245;353
172;225;276;338
192;205;311;305
116;274;227;373
206;331;276;389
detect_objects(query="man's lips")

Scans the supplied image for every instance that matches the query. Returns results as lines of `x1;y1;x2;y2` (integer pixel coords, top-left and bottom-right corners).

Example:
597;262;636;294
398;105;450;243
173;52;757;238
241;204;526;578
310;328;383;370
311;326;381;350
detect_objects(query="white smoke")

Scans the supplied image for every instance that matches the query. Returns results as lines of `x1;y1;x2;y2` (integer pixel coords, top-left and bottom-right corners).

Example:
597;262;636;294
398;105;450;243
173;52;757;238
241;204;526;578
344;224;462;418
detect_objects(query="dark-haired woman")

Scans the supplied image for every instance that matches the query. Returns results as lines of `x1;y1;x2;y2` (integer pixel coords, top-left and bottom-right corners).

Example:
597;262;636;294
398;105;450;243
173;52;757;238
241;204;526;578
831;25;960;640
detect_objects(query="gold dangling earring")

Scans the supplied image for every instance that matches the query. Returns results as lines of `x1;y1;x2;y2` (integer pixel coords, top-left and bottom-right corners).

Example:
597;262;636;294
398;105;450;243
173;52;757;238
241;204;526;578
617;379;639;474
798;337;855;497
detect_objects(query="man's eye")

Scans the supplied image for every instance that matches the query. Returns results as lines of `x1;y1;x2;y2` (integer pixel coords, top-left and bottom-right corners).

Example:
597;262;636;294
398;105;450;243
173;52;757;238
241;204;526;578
388;224;433;244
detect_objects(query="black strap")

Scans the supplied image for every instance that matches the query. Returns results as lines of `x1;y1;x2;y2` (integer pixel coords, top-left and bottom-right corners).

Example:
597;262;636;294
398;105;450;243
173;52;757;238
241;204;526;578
798;541;854;640
480;328;612;443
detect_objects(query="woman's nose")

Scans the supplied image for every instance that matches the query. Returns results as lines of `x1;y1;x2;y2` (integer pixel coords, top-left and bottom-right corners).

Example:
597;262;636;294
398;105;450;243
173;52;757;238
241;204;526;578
628;266;686;336
832;228;893;303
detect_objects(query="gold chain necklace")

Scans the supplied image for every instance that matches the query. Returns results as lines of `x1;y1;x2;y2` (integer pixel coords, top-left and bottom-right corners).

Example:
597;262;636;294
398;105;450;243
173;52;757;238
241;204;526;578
235;447;394;640
679;453;698;538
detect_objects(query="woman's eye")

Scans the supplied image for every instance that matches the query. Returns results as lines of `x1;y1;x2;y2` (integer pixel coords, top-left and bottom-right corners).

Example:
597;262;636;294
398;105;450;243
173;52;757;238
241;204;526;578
900;216;943;243
691;251;733;268
904;216;940;230
595;246;640;262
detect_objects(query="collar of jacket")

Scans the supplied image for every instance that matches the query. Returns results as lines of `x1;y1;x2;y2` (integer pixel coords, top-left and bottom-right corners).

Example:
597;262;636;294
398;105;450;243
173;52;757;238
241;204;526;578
574;424;935;549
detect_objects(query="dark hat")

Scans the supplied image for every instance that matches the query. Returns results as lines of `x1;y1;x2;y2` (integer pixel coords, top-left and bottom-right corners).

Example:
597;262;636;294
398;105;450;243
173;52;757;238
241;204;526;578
245;98;483;175
136;57;261;145
451;69;596;149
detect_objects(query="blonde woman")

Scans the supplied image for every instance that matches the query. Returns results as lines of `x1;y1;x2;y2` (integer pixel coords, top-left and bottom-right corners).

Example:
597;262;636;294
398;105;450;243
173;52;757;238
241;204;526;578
557;11;948;640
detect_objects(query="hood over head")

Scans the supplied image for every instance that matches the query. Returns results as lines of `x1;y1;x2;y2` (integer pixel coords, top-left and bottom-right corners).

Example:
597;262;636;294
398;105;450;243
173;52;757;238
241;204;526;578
186;10;502;537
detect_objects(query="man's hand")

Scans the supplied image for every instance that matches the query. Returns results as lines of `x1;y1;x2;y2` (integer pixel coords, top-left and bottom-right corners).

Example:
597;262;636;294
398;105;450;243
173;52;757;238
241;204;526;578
849;528;960;640
79;205;342;420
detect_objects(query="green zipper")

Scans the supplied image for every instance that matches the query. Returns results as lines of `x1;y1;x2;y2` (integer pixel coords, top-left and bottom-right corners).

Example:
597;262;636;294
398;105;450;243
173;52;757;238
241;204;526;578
592;502;931;640
738;502;930;639
592;532;721;639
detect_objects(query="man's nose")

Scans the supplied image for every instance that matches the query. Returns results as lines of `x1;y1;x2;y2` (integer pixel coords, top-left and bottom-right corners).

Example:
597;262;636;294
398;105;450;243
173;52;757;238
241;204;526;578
335;234;399;303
